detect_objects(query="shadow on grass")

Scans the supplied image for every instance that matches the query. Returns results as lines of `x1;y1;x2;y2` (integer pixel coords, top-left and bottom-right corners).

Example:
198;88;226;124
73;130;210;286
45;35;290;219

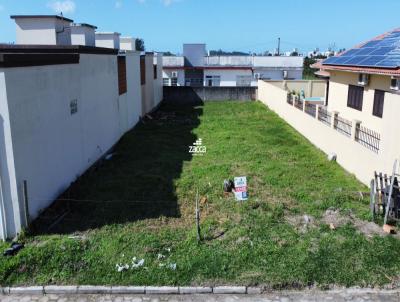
31;98;203;235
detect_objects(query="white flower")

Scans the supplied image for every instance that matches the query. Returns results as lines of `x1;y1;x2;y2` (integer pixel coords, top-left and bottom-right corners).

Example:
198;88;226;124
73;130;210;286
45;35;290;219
157;253;166;260
132;258;145;268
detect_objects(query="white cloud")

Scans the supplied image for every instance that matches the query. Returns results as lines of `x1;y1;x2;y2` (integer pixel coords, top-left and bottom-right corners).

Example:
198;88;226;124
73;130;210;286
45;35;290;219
47;1;76;14
115;1;123;8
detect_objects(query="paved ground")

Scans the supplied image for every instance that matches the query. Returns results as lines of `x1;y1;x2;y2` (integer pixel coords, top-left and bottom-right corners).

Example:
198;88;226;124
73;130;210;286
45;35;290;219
1;292;400;302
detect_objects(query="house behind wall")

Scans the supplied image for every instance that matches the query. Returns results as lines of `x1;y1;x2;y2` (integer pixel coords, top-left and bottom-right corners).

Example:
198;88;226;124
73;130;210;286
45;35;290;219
258;27;400;186
162;43;304;87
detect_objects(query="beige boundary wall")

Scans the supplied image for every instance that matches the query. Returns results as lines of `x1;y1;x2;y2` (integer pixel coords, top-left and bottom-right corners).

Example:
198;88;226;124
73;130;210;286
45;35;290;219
257;80;394;186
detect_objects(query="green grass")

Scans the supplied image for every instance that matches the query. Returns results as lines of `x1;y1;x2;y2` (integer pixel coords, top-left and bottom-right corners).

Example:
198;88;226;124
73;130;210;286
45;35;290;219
1;101;400;288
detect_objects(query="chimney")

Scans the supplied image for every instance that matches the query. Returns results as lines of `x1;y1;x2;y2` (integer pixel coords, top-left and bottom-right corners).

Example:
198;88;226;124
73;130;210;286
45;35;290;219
71;23;97;46
95;32;121;49
10;15;73;45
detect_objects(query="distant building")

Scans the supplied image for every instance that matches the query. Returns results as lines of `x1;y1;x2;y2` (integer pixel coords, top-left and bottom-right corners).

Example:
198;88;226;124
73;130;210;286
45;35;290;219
162;43;304;87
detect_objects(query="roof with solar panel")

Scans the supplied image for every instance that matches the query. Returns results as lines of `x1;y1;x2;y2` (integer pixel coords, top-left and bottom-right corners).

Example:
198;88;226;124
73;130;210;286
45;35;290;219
322;28;400;75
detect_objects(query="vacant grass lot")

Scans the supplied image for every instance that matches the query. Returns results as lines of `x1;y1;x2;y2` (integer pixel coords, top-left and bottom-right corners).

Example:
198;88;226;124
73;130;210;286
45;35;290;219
1;101;400;288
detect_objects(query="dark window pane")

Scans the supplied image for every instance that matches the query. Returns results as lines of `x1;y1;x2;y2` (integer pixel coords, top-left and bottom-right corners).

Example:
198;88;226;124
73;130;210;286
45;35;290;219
347;85;364;111
373;90;385;118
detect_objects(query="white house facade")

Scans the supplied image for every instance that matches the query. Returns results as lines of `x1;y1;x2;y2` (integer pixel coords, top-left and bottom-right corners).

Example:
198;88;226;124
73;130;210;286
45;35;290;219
162;43;304;87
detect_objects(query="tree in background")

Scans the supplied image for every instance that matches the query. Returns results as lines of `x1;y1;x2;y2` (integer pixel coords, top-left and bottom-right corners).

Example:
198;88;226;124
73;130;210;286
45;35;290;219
303;55;326;79
135;38;145;51
163;51;176;56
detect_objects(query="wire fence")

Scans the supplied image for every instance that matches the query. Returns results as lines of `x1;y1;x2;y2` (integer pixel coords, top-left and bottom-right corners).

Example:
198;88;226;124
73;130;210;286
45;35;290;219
334;115;352;137
355;124;381;153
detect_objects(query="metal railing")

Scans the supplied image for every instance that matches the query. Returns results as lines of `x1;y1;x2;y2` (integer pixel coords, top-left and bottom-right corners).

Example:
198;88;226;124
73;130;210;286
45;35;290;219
318;106;331;126
294;99;303;110
334;115;352;137
355;124;381;153
284;96;381;153
287;94;293;105
304;103;317;117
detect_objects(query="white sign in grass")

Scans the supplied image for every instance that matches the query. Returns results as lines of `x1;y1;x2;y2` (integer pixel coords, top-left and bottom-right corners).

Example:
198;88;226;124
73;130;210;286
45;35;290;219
234;176;248;201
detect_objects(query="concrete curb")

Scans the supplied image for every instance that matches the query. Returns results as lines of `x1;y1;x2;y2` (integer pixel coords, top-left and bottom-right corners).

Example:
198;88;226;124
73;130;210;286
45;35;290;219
145;286;179;294
1;286;400;296
213;286;247;294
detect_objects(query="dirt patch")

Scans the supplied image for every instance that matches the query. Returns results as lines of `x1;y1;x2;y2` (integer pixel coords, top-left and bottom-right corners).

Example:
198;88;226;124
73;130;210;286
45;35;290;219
286;214;316;234
322;208;399;239
322;208;352;227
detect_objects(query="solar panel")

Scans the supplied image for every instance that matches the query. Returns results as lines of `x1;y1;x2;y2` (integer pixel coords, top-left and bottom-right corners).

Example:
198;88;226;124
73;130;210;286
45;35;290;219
342;56;368;65
358;56;386;66
322;29;400;68
323;57;341;64
356;48;376;55
369;46;395;55
362;41;381;48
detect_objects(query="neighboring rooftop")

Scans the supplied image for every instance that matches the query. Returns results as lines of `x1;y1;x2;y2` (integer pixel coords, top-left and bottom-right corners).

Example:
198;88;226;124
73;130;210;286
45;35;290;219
95;32;121;35
163;55;304;69
71;23;97;29
322;28;400;75
10;15;74;23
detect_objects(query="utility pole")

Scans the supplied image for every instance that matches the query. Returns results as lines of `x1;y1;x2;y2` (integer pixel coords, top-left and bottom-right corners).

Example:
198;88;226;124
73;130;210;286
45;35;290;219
277;37;281;56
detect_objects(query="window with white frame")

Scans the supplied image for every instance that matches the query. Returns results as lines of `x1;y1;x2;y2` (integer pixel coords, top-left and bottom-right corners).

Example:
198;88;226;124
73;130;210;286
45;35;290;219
163;78;170;86
205;75;221;87
236;75;252;87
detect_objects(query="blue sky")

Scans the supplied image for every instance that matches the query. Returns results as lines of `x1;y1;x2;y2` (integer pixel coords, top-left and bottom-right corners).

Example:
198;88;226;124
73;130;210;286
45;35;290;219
0;0;399;54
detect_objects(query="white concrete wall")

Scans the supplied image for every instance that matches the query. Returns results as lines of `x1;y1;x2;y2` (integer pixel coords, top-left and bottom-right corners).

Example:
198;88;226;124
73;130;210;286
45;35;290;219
122;52;142;132
95;33;120;49
258;80;400;186
3;55;121;223
0;70;22;239
0;50;147;239
15;18;57;45
162;56;184;67
140;54;154;115
55;19;72;46
254;68;302;80
183;44;206;67
204;69;253;86
153;54;163;106
120;37;136;51
71;26;95;46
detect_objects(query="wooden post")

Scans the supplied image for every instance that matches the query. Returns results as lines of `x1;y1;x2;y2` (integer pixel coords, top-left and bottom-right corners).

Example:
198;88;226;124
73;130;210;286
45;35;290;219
195;189;201;242
370;179;376;219
23;180;30;228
